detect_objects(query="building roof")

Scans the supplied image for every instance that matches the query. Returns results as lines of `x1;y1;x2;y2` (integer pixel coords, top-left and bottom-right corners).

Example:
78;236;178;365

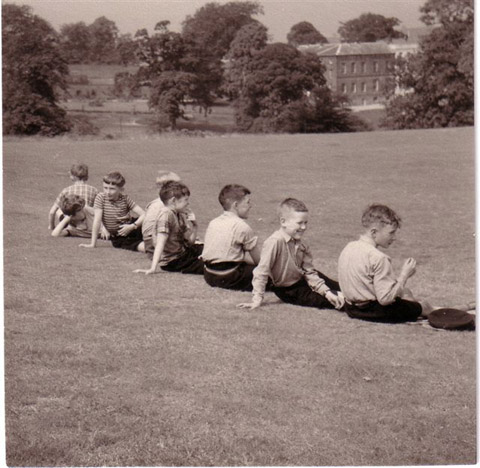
299;42;394;57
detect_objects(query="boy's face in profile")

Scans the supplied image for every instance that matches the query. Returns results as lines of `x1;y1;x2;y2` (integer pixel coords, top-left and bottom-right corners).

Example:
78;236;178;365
373;223;397;249
103;182;122;201
281;209;308;240
235;195;252;219
172;195;190;213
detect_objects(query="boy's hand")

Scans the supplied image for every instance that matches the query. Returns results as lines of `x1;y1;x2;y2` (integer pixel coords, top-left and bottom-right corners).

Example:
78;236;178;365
400;257;417;279
237;301;261;310
133;268;158;275
118;223;136;236
79;243;95;249
326;290;344;309
100;226;110;240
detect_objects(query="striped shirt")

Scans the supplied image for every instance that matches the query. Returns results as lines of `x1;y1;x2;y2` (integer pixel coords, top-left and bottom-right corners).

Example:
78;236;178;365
252;229;330;303
338;235;403;306
94;192;136;235
55;181;98;207
202;211;257;263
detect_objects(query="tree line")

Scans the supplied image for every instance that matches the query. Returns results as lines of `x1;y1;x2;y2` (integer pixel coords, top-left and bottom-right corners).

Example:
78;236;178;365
2;0;473;136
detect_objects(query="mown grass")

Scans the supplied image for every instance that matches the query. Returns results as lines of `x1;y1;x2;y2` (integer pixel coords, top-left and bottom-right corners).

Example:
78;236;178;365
4;127;475;466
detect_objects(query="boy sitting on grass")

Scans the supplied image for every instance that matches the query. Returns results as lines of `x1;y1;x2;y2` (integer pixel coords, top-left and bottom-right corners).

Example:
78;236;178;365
79;171;145;252
238;198;344;310
48;163;98;231
142;171;198;255
337;204;473;323
202;184;260;291
51;194;94;238
133;180;203;275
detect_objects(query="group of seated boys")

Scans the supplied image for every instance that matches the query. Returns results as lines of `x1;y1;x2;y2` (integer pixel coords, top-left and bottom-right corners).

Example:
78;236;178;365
48;163;474;324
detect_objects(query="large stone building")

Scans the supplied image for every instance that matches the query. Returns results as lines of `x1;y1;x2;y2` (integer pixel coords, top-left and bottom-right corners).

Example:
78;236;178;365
299;42;395;106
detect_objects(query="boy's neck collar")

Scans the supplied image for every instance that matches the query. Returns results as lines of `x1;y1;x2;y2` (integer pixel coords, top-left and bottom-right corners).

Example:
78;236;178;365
360;233;377;247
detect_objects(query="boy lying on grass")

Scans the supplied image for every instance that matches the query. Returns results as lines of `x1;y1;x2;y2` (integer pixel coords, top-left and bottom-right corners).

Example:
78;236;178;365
133;181;203;275
238;198;344;310
338;204;475;323
51;194;94;238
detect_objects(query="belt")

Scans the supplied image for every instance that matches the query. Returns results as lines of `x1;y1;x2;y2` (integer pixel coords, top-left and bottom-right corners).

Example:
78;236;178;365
204;262;240;276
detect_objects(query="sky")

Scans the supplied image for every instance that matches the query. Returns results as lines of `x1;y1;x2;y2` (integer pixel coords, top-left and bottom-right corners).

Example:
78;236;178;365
5;0;427;42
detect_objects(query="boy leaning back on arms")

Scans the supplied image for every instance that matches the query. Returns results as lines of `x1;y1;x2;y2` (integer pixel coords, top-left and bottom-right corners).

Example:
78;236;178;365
238;198;344;310
202;184;260;291
79;171;145;252
134;180;203;275
338;204;439;323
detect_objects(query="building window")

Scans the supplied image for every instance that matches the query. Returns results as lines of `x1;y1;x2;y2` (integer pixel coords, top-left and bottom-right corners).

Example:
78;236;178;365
351;62;356;73
361;82;367;93
341;62;347;74
351;83;357;93
373;61;379;72
341;83;347;94
374;79;379;92
361;62;366;73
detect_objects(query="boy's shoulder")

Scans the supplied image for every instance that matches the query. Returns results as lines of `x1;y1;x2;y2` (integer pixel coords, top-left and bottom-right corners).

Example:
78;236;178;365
343;236;389;262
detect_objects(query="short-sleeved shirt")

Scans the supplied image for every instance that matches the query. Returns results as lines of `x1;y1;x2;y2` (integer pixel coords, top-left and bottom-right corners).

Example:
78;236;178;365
154;207;188;265
201;211;258;264
251;229;330;303
338;235;403;306
94;192;136;235
55;181;98;207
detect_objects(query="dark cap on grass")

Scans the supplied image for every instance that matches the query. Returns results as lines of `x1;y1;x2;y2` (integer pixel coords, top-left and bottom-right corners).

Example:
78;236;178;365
428;308;475;331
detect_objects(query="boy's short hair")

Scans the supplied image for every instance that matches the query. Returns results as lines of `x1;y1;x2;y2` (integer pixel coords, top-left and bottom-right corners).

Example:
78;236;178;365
218;184;251;210
160;180;190;203
59;194;85;216
361;204;402;229
70;163;89;181
103;171;126;188
156;171;181;188
278;198;308;218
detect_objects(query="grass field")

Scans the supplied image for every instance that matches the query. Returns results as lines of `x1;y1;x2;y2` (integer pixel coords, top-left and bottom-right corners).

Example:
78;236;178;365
4;127;476;466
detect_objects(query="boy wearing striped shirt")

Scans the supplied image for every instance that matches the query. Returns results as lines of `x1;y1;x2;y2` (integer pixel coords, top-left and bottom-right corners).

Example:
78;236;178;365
80;171;145;252
238;198;344;311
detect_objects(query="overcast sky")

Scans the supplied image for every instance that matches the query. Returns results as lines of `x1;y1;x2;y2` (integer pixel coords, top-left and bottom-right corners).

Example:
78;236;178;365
6;0;427;41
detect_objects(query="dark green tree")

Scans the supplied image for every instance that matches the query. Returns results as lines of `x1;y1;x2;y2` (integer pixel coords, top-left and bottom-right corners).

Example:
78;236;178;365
59;21;91;63
287;21;328;47
383;0;473;129
116;33;138;66
2;3;71;135
88;16;118;63
338;13;407;42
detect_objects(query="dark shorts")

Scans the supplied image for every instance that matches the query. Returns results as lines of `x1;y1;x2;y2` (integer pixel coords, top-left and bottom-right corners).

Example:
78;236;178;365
272;272;341;310
204;261;255;291
161;244;204;275
345;298;423;323
110;229;143;251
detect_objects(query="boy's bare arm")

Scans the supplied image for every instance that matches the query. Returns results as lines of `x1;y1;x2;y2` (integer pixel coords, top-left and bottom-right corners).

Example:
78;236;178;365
133;233;168;275
51;215;71;237
247;243;261;265
48;203;59;230
79;208;102;248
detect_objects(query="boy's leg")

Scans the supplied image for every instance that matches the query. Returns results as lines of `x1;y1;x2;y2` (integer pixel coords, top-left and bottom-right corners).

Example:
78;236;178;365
162;244;204;275
110;229;144;251
272;278;337;309
345;298;422;323
204;262;255;291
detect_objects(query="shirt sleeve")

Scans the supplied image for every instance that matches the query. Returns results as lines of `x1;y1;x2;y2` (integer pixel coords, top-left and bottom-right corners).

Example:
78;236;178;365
300;244;330;295
155;211;172;235
251;237;277;303
93;193;104;210
372;254;403;305
54;189;66;207
237;224;258;251
124;195;136;211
